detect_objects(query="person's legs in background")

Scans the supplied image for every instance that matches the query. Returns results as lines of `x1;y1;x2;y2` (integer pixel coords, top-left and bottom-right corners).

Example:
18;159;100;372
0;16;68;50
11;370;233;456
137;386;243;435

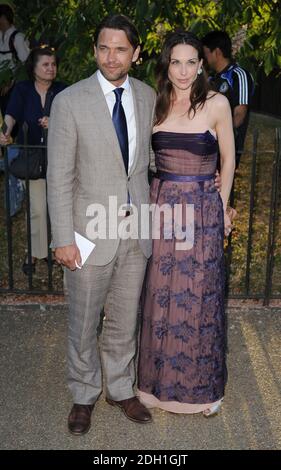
22;178;48;274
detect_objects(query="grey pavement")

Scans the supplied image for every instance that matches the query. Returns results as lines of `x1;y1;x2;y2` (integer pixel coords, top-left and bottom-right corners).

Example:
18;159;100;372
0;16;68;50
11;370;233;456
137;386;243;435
0;303;280;450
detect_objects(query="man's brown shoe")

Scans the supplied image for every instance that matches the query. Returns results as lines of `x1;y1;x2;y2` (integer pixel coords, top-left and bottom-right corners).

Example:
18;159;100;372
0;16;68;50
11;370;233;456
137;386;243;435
106;396;152;423
68;403;95;435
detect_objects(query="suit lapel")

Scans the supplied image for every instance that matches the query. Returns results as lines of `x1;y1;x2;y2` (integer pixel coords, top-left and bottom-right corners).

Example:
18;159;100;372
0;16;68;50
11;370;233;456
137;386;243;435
85;72;127;176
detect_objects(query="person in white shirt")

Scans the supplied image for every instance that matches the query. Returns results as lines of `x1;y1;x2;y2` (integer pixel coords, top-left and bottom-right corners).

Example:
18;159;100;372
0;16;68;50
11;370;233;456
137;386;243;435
47;14;156;436
0;3;30;117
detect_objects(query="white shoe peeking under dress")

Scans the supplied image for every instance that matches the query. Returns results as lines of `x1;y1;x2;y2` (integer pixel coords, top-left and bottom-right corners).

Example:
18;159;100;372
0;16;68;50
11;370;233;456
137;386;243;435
202;399;223;418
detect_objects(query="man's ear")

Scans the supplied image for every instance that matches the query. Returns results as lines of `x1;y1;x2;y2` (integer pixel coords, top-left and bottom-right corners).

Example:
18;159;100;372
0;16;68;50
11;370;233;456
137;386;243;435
132;45;141;64
215;47;222;59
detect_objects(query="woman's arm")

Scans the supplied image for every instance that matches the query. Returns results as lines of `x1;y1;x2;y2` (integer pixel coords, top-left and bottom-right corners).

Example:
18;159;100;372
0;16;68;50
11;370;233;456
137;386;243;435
215;95;236;210
1;82;26;144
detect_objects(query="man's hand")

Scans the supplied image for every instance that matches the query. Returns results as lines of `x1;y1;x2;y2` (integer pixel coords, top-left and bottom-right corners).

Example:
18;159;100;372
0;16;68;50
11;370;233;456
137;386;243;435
55;244;82;270
214;170;221;192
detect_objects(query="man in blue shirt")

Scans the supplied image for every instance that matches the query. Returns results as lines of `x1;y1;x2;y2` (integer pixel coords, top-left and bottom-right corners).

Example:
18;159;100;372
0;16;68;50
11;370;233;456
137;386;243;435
202;30;254;169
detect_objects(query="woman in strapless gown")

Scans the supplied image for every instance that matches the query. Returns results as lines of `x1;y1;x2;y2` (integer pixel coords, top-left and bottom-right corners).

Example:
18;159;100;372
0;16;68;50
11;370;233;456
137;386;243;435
138;31;235;416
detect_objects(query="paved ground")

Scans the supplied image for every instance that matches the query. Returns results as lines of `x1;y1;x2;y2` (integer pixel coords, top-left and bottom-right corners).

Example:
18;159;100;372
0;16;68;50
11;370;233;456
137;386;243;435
0;304;280;450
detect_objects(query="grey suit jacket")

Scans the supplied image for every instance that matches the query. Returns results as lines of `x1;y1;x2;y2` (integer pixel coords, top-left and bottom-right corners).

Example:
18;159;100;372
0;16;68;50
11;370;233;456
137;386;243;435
47;71;156;265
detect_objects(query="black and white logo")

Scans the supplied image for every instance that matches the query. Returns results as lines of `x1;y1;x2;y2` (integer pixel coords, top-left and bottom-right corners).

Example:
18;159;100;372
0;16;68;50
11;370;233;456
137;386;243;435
219;82;229;93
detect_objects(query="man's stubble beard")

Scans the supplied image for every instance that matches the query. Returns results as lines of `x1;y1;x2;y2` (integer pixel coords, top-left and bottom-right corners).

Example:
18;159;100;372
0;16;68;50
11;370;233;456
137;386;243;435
99;65;129;84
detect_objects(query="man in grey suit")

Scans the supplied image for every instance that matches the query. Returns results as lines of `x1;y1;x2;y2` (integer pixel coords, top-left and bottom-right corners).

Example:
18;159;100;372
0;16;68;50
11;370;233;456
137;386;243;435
47;15;156;435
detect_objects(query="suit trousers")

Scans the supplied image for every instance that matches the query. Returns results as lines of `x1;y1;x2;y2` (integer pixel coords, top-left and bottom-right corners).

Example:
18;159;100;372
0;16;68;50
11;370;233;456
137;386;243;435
64;236;147;405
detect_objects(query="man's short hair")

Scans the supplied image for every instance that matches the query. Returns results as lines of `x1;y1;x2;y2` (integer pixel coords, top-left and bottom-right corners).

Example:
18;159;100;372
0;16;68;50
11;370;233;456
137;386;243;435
94;14;140;50
202;30;232;59
0;4;14;24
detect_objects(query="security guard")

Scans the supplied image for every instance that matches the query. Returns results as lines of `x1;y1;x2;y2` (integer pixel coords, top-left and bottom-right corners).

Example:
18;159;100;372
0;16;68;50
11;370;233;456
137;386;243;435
202;30;254;168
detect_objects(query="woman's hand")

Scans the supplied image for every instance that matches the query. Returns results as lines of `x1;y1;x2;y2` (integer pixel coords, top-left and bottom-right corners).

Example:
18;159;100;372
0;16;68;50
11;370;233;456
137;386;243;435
38;116;49;129
224;207;237;237
0;131;12;145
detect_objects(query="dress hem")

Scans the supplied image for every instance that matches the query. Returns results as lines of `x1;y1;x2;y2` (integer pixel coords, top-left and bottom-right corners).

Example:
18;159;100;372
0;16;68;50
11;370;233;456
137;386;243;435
137;389;223;414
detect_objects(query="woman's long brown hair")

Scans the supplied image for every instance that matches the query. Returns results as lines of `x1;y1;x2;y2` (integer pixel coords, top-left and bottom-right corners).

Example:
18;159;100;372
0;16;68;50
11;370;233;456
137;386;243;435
155;31;210;125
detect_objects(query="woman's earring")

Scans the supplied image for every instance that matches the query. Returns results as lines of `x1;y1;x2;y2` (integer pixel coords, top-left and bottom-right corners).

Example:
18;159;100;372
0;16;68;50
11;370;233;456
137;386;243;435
197;68;203;75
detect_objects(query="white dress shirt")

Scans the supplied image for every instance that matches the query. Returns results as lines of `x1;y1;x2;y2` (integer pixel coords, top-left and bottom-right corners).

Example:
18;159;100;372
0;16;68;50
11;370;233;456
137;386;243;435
97;70;136;173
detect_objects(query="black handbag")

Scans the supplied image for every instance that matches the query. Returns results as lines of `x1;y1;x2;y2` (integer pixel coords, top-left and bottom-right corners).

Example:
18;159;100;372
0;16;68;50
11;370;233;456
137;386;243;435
9;144;46;180
9;86;54;180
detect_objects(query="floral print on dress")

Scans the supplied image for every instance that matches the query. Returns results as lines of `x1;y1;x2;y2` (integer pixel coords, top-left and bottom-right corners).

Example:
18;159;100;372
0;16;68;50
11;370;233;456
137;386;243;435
138;131;227;405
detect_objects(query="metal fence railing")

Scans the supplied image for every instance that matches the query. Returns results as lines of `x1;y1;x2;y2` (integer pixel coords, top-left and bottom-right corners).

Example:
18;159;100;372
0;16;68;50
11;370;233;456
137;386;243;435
0;143;60;295
1;130;281;304
225;127;281;305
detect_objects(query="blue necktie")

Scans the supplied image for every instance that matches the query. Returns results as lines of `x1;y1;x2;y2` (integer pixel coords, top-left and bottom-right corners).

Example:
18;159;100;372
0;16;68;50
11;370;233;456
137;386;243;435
112;88;129;174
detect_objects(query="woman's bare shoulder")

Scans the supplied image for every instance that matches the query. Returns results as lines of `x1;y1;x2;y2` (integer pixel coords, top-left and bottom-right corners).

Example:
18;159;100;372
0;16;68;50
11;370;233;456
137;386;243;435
208;91;230;109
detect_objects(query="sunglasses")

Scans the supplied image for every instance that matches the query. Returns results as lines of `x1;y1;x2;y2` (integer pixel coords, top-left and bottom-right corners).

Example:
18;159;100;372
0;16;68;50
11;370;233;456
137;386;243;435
39;44;55;52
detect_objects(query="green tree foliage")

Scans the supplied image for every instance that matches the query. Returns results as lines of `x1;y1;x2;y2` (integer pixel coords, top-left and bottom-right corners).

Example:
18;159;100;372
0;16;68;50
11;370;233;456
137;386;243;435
6;0;281;85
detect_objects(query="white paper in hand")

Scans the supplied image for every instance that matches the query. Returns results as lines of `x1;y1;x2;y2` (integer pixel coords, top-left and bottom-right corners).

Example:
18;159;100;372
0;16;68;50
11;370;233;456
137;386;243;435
74;232;96;269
